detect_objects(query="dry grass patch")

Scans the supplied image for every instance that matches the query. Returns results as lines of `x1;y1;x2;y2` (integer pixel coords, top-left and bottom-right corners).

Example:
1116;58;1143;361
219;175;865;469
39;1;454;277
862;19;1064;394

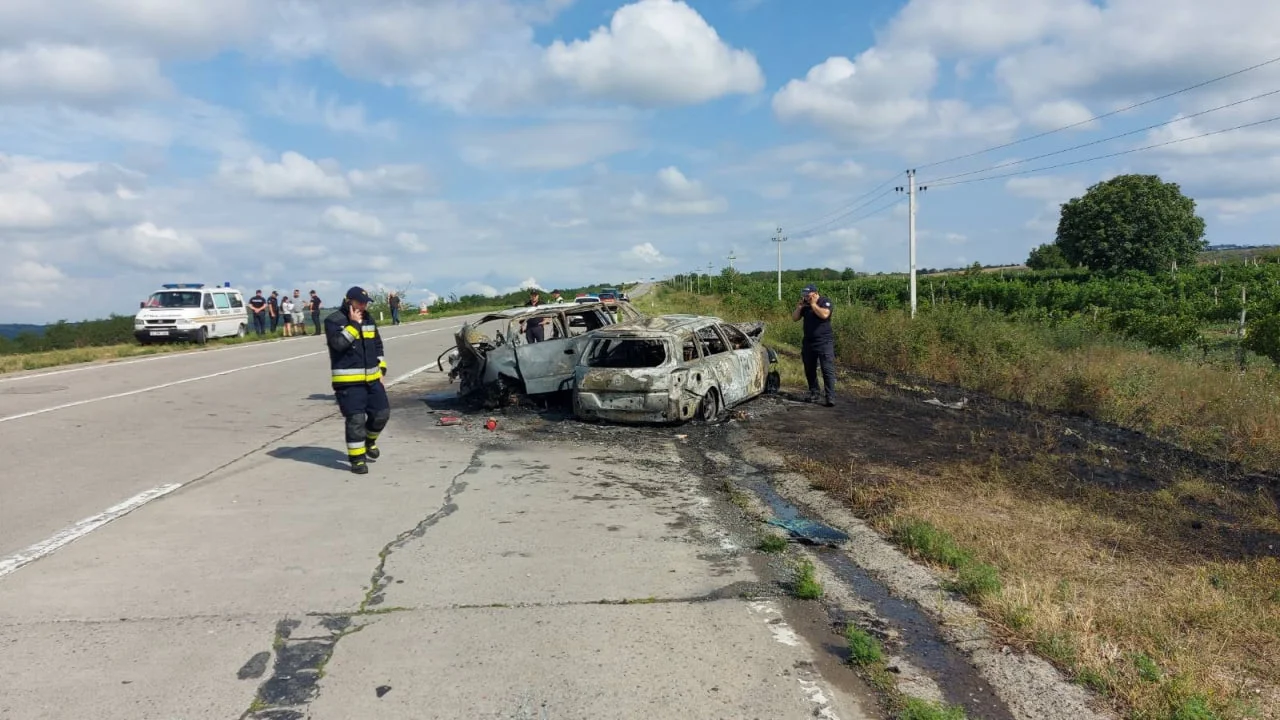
798;452;1280;720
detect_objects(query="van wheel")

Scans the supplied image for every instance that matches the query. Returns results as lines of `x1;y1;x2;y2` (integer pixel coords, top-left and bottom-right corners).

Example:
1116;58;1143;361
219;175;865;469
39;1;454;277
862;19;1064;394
236;324;246;338
698;388;722;422
194;327;208;345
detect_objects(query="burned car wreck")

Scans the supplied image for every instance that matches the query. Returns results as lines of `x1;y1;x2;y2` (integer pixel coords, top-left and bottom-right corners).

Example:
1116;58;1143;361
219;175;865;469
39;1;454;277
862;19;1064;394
572;315;781;424
440;301;644;406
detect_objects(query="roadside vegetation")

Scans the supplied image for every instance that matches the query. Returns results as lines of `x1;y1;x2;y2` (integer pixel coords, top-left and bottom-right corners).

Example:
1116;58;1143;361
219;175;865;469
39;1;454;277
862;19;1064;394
654;174;1280;720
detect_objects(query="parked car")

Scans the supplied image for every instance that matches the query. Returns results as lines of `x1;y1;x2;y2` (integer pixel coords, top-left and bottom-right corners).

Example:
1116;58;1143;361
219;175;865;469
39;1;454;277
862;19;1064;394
572;315;780;424
575;294;601;304
439;301;645;406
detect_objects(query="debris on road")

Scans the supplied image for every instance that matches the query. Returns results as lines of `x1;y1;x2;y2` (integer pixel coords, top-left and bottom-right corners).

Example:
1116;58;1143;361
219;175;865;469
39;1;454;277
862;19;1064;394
924;397;968;410
485;417;497;431
438;416;463;426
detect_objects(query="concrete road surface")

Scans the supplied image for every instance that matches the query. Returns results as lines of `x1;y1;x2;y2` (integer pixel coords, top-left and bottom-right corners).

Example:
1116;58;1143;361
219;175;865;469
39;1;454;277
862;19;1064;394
0;287;874;719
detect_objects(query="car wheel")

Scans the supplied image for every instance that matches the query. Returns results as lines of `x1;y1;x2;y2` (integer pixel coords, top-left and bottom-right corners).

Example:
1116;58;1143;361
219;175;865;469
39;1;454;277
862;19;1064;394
237;324;246;338
765;371;781;394
698;388;722;422
194;327;208;345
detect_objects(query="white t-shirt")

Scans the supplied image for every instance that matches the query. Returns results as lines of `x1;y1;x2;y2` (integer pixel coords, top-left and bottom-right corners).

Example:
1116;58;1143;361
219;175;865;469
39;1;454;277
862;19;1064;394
281;298;294;316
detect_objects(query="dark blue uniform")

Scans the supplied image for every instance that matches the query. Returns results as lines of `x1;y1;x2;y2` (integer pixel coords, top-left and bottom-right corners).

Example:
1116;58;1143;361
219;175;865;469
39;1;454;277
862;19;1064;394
523;298;545;343
800;295;836;405
325;304;389;471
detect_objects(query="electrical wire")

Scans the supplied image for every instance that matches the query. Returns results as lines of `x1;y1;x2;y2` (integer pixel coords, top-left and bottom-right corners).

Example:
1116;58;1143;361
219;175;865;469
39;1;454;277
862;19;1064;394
791;186;898;238
792;194;905;239
927;112;1280;188
784;173;899;236
919;87;1280;185
915;52;1280;171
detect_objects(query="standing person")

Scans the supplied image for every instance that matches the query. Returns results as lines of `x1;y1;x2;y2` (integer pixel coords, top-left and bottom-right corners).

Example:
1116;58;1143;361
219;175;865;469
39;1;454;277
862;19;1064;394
325;287;390;475
309;290;323;336
549;289;563;303
792;283;836;407
520;288;545;344
248;290;268;336
291;289;306;335
268;291;281;333
280;293;295;337
388;292;401;325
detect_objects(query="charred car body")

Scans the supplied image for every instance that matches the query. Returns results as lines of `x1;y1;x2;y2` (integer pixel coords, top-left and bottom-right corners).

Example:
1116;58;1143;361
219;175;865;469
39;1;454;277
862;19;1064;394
573;315;780;424
441;301;644;406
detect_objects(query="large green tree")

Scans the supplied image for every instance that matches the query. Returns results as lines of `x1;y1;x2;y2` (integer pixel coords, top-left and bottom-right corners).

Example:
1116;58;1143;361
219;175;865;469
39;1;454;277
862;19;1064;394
1026;242;1069;270
1055;174;1207;273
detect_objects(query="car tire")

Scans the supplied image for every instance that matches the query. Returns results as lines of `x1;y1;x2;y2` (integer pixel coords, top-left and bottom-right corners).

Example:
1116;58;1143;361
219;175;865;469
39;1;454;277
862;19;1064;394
765;371;781;394
237;324;246;338
698;388;722;422
194;327;208;345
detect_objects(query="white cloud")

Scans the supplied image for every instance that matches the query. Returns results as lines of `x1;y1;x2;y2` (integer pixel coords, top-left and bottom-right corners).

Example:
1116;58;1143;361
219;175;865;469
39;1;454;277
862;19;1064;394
223;152;350;200
0;44;169;107
395;231;430;253
348;165;431;195
797;159;865;180
97;222;203;271
1026;100;1097;131
626;242;670;265
0;190;56;229
546;0;764;106
459;122;639;171
458;280;500;297
634;166;728;215
321;205;385;238
260;81;397;139
2;260;66;306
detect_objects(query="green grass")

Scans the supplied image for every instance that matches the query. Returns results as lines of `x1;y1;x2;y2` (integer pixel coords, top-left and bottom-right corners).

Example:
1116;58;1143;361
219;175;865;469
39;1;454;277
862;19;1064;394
757;534;789;553
792;558;824;600
844;625;884;666
897;697;969;720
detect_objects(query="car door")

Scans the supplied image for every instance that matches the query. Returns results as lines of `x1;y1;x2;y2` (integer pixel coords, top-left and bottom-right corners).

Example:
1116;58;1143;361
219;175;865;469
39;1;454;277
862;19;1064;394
211;292;231;336
694;324;750;406
718;322;764;397
514;313;589;394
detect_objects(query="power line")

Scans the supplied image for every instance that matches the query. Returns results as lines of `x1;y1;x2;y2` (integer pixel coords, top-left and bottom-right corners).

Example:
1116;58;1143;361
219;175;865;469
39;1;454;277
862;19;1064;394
928;112;1280;188
786;173;899;235
920;87;1280;185
792;186;897;238
916;52;1280;171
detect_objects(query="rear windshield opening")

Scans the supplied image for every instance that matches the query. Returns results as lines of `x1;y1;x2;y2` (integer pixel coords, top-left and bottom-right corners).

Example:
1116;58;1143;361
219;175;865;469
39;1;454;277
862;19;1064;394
585;338;667;368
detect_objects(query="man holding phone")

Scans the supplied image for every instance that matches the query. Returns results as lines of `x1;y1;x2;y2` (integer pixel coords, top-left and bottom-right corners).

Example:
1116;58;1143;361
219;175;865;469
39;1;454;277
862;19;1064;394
792;283;836;406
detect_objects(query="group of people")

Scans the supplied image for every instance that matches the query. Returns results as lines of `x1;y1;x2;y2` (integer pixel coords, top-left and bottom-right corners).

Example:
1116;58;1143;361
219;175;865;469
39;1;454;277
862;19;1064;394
246;289;324;337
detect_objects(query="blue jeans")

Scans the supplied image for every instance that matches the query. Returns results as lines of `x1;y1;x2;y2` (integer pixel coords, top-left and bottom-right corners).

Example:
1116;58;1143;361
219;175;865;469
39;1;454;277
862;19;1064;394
391;308;400;325
252;313;266;335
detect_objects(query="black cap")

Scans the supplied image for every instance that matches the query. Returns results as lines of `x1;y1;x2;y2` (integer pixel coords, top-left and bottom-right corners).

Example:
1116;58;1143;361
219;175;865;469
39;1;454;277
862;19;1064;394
346;286;372;303
802;284;818;293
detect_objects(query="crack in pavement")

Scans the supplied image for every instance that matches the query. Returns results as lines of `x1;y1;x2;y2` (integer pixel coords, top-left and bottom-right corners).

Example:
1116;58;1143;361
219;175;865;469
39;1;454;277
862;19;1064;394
238;445;484;720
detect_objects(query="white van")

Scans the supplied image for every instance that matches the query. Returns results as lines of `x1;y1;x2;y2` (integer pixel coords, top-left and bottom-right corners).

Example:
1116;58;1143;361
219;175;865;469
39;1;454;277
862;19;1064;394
134;283;249;345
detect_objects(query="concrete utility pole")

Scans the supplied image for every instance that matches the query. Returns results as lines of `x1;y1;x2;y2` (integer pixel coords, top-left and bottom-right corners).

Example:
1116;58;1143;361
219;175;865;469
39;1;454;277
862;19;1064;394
727;251;737;295
896;171;927;319
772;227;787;301
707;262;713;293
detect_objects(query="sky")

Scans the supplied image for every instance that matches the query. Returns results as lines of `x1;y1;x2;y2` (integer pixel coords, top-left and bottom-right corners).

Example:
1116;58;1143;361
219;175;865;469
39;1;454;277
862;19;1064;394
5;0;1280;322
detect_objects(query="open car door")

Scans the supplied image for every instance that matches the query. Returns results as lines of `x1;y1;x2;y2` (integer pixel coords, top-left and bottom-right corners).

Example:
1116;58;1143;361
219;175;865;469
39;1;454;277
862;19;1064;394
514;307;613;395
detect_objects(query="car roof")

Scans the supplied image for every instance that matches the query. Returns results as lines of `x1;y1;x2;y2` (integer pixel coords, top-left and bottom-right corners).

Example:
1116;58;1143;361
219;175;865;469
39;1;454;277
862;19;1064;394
474;301;608;322
588;314;723;337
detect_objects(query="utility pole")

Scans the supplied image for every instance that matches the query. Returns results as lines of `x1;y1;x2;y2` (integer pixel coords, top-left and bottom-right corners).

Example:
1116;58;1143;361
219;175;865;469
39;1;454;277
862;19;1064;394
727;251;737;295
772;227;787;301
895;171;927;318
707;262;713;293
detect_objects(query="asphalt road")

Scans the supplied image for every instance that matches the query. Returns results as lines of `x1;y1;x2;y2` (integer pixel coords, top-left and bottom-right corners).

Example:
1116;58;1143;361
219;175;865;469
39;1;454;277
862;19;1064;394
0;289;874;720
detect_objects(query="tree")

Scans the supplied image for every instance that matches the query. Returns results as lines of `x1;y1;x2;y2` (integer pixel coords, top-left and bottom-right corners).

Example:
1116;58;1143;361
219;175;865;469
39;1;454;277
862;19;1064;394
1026;242;1070;270
1056;174;1206;273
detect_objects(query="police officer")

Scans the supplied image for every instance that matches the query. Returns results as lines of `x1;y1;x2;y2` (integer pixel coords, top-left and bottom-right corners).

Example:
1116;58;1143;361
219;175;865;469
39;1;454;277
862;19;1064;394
792;283;836;406
325;286;390;474
521;288;546;344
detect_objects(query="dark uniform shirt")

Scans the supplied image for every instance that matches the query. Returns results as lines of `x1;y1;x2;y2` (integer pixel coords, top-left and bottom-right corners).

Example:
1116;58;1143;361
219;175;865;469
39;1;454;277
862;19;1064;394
249;296;267;313
800;296;834;347
524;299;544;327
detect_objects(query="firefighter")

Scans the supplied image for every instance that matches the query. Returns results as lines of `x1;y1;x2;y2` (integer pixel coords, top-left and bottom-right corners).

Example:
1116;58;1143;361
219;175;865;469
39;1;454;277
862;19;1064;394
325;286;390;474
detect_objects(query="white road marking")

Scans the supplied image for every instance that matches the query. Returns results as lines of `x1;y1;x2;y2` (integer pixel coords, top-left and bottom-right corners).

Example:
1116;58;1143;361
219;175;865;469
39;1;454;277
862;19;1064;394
0;484;182;580
0;320;458;384
0;326;450;423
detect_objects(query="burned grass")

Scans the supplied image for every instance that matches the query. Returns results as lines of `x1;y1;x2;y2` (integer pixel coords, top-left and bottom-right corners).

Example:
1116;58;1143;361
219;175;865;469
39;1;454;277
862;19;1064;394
748;372;1280;720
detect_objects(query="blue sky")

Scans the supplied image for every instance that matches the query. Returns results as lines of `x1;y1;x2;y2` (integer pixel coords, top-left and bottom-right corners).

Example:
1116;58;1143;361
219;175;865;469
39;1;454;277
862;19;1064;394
3;0;1280;322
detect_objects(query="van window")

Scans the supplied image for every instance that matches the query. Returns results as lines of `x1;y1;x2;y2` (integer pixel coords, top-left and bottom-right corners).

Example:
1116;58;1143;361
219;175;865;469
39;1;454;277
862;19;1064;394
696;326;728;356
203;293;216;311
229;293;244;309
212;292;230;309
146;291;202;309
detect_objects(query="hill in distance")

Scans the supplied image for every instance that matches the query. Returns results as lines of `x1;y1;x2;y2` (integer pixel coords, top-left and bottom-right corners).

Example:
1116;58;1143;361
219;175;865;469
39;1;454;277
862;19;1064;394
0;324;45;339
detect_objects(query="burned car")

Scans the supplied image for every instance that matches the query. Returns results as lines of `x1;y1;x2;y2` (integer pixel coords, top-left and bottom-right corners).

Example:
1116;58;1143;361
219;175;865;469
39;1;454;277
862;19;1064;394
572;315;780;424
440;301;644;406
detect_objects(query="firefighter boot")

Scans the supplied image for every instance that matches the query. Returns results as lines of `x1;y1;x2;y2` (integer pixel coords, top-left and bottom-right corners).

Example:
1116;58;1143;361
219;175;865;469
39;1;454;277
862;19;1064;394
350;459;369;475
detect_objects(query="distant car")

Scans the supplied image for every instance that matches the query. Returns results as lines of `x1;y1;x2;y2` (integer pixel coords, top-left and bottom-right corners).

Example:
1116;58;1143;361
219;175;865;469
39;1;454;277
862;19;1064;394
134;283;247;345
598;290;619;306
573;315;780;424
575;294;601;304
